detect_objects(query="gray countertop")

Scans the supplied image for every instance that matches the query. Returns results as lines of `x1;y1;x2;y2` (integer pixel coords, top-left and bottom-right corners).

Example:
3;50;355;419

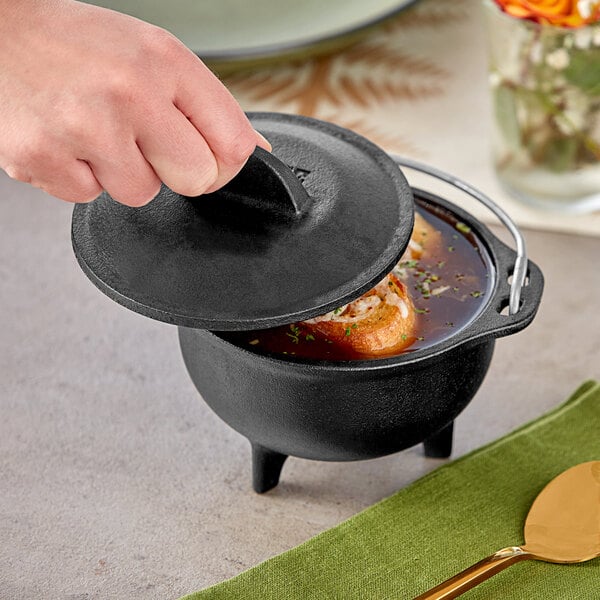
1;170;599;599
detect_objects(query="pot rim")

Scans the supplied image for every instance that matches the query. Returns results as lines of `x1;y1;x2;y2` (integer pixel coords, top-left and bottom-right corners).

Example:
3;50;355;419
207;189;543;372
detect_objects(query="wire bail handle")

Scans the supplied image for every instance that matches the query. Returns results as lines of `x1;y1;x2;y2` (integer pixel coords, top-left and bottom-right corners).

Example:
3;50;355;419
390;155;527;316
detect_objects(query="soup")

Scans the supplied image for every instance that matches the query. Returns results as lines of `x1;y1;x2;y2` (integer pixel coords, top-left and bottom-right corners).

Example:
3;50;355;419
222;198;492;360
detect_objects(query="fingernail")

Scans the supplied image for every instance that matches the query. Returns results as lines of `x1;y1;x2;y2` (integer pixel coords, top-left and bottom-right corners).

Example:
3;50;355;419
255;131;272;151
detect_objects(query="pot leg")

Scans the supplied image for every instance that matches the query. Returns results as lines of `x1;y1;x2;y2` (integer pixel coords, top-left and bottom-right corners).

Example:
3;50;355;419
423;421;454;458
251;443;288;493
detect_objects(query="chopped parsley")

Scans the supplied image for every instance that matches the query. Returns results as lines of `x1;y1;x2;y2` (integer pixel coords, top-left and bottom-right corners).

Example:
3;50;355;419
286;324;302;344
456;222;471;234
400;259;419;269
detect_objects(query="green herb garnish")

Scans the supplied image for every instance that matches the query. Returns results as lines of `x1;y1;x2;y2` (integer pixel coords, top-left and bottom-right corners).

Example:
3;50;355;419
456;222;471;234
401;259;419;269
286;324;301;344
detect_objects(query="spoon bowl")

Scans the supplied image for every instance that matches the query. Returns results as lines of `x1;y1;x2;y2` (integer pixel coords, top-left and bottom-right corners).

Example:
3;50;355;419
415;461;600;599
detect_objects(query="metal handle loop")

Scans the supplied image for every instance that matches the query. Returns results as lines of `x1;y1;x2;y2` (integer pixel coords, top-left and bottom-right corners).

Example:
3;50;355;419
390;155;527;316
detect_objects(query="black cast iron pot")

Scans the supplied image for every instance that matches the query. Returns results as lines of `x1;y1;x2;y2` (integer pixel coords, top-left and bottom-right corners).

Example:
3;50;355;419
71;114;543;493
178;188;543;492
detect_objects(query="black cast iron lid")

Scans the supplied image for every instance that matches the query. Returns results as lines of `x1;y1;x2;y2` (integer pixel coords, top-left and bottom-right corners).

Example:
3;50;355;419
71;113;414;330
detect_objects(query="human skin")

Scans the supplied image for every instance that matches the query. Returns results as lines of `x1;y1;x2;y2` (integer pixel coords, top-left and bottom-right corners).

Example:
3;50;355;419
0;0;270;206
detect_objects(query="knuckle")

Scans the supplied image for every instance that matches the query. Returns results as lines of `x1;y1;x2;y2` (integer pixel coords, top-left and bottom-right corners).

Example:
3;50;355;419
79;181;103;203
176;161;218;197
141;26;184;61
110;178;162;207
34;178;101;203
65;182;103;203
104;70;137;104
133;180;162;206
219;128;258;167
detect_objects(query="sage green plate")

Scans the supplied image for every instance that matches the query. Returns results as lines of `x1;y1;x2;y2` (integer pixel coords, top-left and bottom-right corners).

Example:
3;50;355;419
86;0;419;71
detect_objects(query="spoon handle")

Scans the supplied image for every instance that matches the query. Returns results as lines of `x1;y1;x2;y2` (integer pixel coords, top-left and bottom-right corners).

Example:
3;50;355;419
413;546;531;600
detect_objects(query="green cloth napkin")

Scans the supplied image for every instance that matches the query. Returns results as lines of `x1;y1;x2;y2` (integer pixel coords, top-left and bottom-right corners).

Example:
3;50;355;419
184;381;600;600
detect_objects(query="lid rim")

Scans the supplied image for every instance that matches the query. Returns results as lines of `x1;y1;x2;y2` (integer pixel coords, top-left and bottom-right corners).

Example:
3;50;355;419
72;215;414;331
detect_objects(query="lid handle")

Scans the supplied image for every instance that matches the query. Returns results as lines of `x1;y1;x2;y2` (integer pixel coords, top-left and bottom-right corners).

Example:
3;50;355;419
216;147;311;219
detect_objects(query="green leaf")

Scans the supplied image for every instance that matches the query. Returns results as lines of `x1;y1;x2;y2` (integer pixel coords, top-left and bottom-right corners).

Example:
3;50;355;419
564;49;600;96
541;136;579;172
494;83;522;150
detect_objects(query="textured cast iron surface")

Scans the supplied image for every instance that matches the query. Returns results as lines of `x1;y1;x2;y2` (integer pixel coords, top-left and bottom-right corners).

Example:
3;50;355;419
177;192;543;489
180;326;495;462
71;113;414;330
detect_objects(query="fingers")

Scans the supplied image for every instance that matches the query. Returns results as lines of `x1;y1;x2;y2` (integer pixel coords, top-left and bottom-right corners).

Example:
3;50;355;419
85;140;162;207
173;60;271;194
2;18;271;205
5;158;102;204
4;140;160;206
136;105;221;197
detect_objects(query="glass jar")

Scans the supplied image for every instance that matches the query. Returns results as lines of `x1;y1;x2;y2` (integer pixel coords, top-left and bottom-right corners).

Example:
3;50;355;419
483;0;600;213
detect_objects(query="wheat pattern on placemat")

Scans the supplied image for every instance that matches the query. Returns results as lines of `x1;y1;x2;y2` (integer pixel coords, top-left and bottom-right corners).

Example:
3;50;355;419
224;0;468;154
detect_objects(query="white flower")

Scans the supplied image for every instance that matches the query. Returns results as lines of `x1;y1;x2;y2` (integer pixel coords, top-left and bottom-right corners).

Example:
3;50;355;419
554;88;590;135
489;71;502;87
545;48;570;70
574;28;593;49
577;0;595;19
530;41;544;63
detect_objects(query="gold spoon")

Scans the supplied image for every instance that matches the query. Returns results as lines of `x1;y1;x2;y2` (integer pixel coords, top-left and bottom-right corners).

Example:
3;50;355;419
414;461;600;600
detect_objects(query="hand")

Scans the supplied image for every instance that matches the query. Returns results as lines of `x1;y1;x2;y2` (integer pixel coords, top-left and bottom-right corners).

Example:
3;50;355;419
0;0;270;206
